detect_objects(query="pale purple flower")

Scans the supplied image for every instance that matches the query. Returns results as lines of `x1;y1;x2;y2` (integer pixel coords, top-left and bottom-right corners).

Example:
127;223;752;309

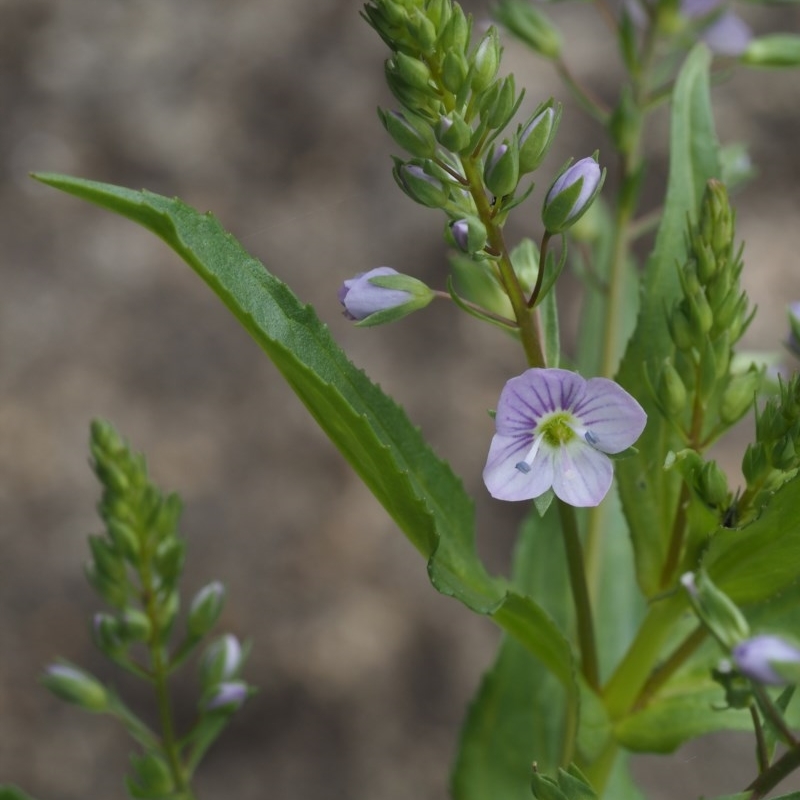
483;368;646;506
786;301;800;358
338;267;412;322
733;634;800;686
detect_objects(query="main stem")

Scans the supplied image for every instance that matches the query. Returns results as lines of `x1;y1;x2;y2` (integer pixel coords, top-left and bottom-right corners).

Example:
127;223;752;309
558;499;600;690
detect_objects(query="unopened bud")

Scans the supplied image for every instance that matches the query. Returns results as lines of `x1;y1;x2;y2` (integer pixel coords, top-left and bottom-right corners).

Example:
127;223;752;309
441;50;469;94
395;162;449;208
450;217;487;254
742;34;800;68
733;634;800;685
436;113;472;153
129;752;174;796
201;634;245;686
388;52;432;92
698;461;729;509
42;663;109;712
484;141;519;198
470;28;501;92
378;109;436;159
720;370;760;424
668;307;694;351
542;156;604;233
681;569;750;649
438;4;470;54
339;266;435;327
770;435;796;471
494;0;562;59
188;581;225;638
485;75;517;130
658;360;687;416
517;102;560;174
203;680;250;714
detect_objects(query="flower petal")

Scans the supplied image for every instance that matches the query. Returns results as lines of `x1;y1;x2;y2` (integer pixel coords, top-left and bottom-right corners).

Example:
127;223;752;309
701;12;752;57
483;433;554;501
551;440;613;507
571;377;647;453
496;368;586;435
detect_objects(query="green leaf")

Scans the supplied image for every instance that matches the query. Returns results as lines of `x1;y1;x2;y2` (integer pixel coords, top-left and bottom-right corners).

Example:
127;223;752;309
703;473;800;604
451;507;573;800
34;172;574;687
614;45;720;597
614;681;751;753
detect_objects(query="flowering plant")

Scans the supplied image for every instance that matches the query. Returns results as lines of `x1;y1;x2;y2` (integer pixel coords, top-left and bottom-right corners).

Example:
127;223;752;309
8;0;800;798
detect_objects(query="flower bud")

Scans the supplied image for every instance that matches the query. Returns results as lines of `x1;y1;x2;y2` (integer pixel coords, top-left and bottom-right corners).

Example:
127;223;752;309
742;34;800;68
378;109;436;159
770;435;796;471
93;613;125;655
338;266;434;327
698;461;729;509
720;370;760;425
484;141;519;198
107;520;140;562
202;680;250;713
42;663;109;712
470;28;501;93
387;52;431;93
407;9;437;54
517;102;560;175
441;50;469;94
450;217;487;254
733;634;800;685
686;289;713;338
681;570;750;649
494;0;562;59
742;442;770;485
485;75;517;130
394;162;449;208
119;609;152;642
201;634;245;686
436;113;472;153
542;156;604;233
668;307;694;351
128;752;174;797
188;581;225;638
658;360;687;417
438;3;470;54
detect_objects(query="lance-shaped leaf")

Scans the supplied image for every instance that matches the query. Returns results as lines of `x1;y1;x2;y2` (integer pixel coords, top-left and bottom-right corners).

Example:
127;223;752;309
34;172;575;690
614;45;721;597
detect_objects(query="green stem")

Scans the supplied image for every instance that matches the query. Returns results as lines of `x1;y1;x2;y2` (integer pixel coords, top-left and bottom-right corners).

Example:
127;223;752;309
750;703;770;775
558;499;600;690
746;743;800;799
752;684;799;748
602;593;686;719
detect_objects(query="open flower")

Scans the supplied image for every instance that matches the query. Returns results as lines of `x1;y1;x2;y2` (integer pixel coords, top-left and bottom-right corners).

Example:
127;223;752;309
483;368;646;506
681;0;752;57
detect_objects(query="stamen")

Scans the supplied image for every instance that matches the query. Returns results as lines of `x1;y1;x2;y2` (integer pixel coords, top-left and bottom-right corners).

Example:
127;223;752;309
515;461;531;474
585;430;599;447
515;434;542;475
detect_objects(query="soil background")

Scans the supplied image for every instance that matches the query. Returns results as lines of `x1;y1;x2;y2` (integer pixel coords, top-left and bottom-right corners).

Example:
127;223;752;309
1;1;800;798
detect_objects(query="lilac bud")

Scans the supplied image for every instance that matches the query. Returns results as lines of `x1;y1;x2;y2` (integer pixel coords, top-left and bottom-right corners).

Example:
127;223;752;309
436;113;472;153
450;217;487;254
681;570;750;649
42;662;109;711
338;267;434;327
733;634;800;686
203;680;249;713
395;163;449;208
378;109;435;159
542;156;604;233
201;634;245;686
188;581;225;638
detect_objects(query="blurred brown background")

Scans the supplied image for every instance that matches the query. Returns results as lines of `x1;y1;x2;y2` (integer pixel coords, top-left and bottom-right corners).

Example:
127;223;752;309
1;1;799;798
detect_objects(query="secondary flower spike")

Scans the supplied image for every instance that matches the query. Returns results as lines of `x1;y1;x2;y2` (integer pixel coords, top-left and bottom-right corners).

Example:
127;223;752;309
483;368;646;506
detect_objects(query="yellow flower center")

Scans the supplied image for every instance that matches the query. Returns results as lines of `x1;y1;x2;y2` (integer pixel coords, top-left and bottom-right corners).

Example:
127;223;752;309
539;411;577;447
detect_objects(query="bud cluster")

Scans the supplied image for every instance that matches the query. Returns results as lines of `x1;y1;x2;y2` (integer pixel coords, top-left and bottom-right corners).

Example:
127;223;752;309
657;181;756;437
42;421;252;796
365;0;561;250
738;372;800;523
